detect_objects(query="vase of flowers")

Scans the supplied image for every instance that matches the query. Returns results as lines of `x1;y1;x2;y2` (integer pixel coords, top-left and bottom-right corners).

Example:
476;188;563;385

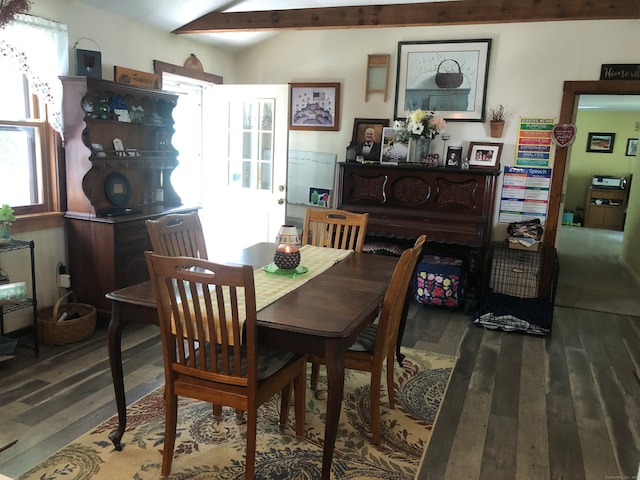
0;204;16;246
394;109;446;164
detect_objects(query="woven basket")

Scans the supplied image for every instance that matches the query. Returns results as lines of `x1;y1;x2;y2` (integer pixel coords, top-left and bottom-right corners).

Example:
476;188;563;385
435;59;463;88
38;291;96;346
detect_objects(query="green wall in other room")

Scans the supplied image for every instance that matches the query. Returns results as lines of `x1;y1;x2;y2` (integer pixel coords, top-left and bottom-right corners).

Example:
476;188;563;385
566;110;639;217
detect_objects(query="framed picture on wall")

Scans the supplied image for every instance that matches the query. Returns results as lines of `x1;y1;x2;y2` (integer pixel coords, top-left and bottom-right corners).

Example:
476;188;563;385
289;82;341;131
394;39;492;122
586;132;615;153
626;138;638;156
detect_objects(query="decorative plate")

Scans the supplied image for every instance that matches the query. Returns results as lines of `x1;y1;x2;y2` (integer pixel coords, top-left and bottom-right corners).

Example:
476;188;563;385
104;171;132;207
263;264;308;277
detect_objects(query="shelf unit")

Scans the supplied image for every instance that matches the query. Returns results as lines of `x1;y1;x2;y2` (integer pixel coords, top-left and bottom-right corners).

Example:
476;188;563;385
0;239;38;359
60;76;197;317
583;186;628;231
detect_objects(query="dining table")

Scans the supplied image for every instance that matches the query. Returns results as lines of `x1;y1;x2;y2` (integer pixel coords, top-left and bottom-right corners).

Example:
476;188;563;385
105;241;399;480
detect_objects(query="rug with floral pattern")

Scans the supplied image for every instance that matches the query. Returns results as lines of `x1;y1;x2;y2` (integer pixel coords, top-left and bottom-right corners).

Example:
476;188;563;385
18;348;455;480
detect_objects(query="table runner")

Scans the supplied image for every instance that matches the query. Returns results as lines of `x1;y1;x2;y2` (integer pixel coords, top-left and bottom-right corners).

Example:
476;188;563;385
172;245;353;343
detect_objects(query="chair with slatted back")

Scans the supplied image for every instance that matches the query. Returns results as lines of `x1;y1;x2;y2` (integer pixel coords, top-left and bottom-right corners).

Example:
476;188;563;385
145;211;208;259
302;208;369;252
310;234;426;445
145;251;307;479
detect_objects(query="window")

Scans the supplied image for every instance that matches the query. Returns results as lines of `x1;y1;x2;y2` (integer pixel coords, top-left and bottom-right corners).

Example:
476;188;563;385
0;14;68;217
0;61;50;214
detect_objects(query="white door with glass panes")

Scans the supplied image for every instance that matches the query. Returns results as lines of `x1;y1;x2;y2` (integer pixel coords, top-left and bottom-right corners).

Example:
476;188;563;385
204;84;289;252
162;76;289;253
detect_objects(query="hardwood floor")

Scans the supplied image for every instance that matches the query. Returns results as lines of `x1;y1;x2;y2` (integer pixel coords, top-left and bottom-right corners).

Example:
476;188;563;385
1;302;639;479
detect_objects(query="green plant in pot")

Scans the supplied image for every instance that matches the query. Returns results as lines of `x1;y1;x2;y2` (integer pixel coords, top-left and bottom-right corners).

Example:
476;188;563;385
0;204;16;245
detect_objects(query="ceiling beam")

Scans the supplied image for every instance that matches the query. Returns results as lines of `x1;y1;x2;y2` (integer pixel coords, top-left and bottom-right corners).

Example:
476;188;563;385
173;0;639;34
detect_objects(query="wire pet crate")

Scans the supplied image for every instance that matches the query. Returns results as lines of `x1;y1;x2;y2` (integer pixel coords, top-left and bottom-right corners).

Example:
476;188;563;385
489;242;558;301
474;241;559;335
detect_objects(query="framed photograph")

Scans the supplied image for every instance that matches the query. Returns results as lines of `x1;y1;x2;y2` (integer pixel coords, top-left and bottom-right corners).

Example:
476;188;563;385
289;82;340;131
351;118;389;162
380;126;409;164
468;142;503;168
395;39;492;122
626;138;638;156
586;132;615;153
446;146;463;168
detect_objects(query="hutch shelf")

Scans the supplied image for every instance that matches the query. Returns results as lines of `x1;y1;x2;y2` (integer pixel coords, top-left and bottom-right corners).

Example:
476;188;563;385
60;76;197;318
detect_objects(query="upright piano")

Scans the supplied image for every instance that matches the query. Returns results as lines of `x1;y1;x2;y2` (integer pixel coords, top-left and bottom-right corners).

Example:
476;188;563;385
336;162;501;310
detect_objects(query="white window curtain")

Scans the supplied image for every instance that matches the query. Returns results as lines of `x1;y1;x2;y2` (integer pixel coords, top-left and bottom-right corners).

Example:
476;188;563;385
0;14;68;133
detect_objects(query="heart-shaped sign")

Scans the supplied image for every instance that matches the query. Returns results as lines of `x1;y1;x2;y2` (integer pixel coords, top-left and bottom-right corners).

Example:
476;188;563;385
552;123;577;147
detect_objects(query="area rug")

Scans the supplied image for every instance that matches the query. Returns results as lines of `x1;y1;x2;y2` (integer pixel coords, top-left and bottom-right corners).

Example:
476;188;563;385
17;348;456;480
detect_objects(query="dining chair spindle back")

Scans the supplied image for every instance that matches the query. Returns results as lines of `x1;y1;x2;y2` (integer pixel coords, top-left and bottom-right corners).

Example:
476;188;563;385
303;208;369;252
145;252;307;479
145;211;208;259
310;234;427;445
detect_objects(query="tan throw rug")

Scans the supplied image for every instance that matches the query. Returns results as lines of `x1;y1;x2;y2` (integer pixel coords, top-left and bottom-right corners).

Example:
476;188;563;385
17;348;456;480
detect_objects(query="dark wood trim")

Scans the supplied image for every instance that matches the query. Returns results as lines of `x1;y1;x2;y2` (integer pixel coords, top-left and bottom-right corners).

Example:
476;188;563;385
153;60;223;86
172;0;639;34
544;80;640;249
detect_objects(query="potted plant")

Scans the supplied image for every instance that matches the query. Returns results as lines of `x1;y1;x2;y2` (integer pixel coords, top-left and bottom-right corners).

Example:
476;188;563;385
0;204;16;245
489;104;507;138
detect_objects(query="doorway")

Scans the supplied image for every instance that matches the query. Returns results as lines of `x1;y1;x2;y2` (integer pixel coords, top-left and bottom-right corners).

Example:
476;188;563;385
162;74;290;253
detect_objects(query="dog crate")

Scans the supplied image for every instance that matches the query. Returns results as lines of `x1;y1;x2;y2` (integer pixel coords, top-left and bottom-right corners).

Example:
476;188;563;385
474;241;559;335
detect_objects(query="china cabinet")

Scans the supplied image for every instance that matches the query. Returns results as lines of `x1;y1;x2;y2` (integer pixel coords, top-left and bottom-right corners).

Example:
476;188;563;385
60;76;197;317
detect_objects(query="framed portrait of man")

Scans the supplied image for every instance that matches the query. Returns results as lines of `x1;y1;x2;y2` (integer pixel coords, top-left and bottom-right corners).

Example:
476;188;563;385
351;118;389;162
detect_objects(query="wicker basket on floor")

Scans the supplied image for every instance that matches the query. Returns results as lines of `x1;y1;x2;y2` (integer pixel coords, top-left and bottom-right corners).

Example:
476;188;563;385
38;291;96;345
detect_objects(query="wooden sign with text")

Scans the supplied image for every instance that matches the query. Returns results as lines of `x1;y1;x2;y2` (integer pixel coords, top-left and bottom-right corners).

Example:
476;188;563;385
600;64;640;81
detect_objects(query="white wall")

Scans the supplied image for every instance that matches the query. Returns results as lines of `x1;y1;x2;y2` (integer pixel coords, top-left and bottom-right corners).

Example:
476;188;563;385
235;20;640;240
7;5;639;332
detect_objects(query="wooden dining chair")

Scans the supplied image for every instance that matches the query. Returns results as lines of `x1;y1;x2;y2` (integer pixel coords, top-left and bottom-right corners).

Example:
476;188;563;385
145;252;307;479
302;208;369;252
310;234;426;445
145;211;208;259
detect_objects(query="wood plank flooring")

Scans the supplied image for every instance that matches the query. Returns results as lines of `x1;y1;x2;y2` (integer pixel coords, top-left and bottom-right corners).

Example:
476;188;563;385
1;301;638;479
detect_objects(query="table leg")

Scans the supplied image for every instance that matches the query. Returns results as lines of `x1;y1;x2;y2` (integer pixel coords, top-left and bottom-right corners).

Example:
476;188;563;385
321;343;345;480
107;303;127;450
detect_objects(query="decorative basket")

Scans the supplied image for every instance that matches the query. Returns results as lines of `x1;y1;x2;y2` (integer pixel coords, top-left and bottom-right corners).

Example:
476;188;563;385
38;291;96;346
435;59;463;89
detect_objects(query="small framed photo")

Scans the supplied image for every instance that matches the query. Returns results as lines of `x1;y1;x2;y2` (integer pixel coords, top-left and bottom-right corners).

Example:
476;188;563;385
625;138;638;157
446;146;463;168
586;132;615;153
351;118;389;162
289;82;340;131
91;143;106;157
309;187;331;207
468;142;503;168
380;126;409;164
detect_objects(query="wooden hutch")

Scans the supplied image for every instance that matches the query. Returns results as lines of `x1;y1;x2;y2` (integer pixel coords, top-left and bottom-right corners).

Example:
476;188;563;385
60;76;197;317
336;162;501;309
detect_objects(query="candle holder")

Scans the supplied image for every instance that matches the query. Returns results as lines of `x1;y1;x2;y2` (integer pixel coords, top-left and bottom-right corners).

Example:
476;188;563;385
273;225;301;270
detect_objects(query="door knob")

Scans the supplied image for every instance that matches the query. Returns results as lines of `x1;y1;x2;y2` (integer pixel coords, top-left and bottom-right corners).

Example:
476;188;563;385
278;198;285;205
278;185;285;192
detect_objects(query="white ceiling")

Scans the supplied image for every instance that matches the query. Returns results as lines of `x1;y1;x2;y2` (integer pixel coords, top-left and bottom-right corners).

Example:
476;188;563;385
578;95;640;112
78;0;445;51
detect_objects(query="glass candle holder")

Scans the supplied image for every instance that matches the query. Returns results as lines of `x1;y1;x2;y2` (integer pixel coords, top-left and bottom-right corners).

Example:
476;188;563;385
273;225;301;270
